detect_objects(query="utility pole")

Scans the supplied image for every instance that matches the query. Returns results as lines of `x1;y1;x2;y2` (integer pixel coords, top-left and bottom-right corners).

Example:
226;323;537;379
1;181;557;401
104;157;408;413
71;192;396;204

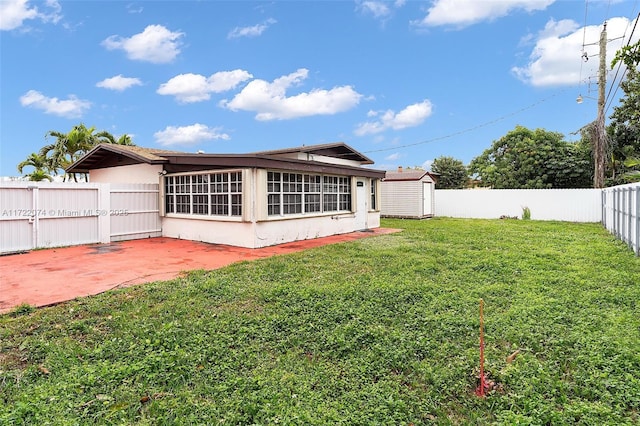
593;22;607;188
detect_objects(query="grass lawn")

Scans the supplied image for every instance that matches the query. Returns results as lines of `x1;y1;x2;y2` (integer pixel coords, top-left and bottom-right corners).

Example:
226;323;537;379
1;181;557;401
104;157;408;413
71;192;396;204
1;218;639;425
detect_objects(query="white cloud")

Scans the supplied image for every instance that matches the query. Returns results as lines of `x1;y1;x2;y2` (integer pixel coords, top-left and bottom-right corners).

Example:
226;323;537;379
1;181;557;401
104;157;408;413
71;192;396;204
157;70;253;103
102;24;184;64
19;90;90;118
512;16;637;87
154;123;230;146
228;18;276;39
385;153;401;161
220;68;362;120
357;0;405;21
96;75;143;91
40;0;62;24
0;0;61;31
358;1;391;19
0;0;37;30
354;100;433;136
126;4;143;14
413;0;555;28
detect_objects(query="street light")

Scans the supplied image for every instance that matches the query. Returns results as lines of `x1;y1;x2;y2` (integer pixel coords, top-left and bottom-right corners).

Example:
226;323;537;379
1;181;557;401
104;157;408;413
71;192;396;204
576;94;597;104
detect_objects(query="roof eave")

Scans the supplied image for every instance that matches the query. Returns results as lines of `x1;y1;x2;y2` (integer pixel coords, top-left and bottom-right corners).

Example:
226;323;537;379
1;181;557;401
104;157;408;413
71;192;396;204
66;144;168;173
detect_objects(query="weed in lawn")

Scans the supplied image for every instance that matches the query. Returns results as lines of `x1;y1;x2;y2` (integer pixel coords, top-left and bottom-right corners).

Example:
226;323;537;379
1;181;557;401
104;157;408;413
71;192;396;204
9;303;34;317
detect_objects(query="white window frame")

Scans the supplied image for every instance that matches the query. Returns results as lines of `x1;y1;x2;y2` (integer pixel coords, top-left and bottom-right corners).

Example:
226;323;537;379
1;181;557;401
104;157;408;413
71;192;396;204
267;171;352;217
164;170;243;219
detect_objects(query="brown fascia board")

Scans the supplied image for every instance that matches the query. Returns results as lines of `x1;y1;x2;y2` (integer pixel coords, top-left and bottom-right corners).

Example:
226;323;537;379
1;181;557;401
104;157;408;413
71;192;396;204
66;144;168;173
162;153;386;178
252;142;375;165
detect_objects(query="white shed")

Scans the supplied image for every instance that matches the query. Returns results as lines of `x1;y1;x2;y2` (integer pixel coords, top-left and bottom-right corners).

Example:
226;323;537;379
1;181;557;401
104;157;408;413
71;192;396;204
381;168;437;219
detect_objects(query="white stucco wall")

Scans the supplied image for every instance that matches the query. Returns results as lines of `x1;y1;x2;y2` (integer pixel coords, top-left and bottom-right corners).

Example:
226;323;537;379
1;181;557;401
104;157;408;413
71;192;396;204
91;165;384;248
253;213;369;248
90;164;163;184
162;217;257;247
162;210;381;249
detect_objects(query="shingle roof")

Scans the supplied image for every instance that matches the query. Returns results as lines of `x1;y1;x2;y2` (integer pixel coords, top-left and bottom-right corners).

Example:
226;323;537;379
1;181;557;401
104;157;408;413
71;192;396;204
66;143;386;179
97;144;181;161
384;170;434;181
66;144;176;172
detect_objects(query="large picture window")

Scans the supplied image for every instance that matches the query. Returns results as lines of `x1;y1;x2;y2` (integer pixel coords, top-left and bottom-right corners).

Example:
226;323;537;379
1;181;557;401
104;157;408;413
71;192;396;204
165;171;242;217
268;171;351;216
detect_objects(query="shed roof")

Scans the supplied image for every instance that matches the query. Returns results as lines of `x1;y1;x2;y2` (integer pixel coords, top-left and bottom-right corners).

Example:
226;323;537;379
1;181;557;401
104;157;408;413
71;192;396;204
383;170;438;182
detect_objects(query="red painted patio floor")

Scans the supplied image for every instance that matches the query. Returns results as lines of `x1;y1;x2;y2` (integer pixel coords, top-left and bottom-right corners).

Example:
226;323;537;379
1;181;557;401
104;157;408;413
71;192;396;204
0;228;400;314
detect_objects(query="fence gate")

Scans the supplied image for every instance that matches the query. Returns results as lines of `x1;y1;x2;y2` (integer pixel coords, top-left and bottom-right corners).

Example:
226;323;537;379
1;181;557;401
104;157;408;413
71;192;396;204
0;182;161;254
109;183;161;242
0;182;103;254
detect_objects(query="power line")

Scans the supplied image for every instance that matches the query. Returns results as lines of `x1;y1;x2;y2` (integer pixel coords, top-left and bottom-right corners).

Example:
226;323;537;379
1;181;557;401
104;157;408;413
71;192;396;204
604;12;640;114
362;90;568;155
579;0;590;86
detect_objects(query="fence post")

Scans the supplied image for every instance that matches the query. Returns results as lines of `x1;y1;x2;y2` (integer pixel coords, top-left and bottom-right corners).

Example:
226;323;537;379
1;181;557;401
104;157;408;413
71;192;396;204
98;183;111;243
636;187;640;256
628;188;633;251
613;188;620;239
29;184;39;249
601;189;606;227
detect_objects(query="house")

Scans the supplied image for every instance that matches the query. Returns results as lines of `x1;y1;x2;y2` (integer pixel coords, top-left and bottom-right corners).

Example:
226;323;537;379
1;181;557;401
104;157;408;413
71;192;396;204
67;143;386;248
380;167;437;219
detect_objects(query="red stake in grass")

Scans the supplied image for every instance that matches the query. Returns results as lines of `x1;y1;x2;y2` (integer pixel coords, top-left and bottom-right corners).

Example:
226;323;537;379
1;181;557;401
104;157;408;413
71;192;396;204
475;298;488;397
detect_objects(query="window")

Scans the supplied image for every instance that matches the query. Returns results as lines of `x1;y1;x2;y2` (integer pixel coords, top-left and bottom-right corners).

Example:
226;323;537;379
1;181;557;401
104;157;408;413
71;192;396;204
267;172;281;215
283;173;302;214
175;175;191;214
304;174;321;213
193;174;208;215
338;177;351;211
370;178;377;211
323;176;338;212
268;172;351;216
165;171;242;217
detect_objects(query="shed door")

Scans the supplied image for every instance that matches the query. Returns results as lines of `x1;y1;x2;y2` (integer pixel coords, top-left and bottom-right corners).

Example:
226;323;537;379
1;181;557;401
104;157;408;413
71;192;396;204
423;182;433;216
354;179;368;230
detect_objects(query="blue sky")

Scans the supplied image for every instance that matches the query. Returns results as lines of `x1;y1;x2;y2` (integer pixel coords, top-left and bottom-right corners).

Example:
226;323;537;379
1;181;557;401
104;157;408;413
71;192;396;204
1;0;638;177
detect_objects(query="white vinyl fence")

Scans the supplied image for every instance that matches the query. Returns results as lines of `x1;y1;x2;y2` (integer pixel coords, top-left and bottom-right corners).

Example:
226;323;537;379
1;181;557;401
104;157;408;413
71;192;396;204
0;182;160;254
435;188;602;222
602;182;640;255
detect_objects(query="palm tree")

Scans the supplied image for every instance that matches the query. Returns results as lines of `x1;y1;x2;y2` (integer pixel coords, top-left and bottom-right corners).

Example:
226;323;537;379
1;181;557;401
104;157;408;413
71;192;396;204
40;124;134;181
98;132;134;146
17;152;53;182
25;170;53;182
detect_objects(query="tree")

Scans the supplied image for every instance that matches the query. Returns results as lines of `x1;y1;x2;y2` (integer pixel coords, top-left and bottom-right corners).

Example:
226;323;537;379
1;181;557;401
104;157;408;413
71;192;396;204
607;40;640;185
430;156;467;189
17;152;53;182
37;123;133;181
469;126;592;189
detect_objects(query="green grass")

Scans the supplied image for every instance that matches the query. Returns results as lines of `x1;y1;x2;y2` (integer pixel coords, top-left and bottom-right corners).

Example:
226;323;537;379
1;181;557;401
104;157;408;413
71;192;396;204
1;218;639;425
